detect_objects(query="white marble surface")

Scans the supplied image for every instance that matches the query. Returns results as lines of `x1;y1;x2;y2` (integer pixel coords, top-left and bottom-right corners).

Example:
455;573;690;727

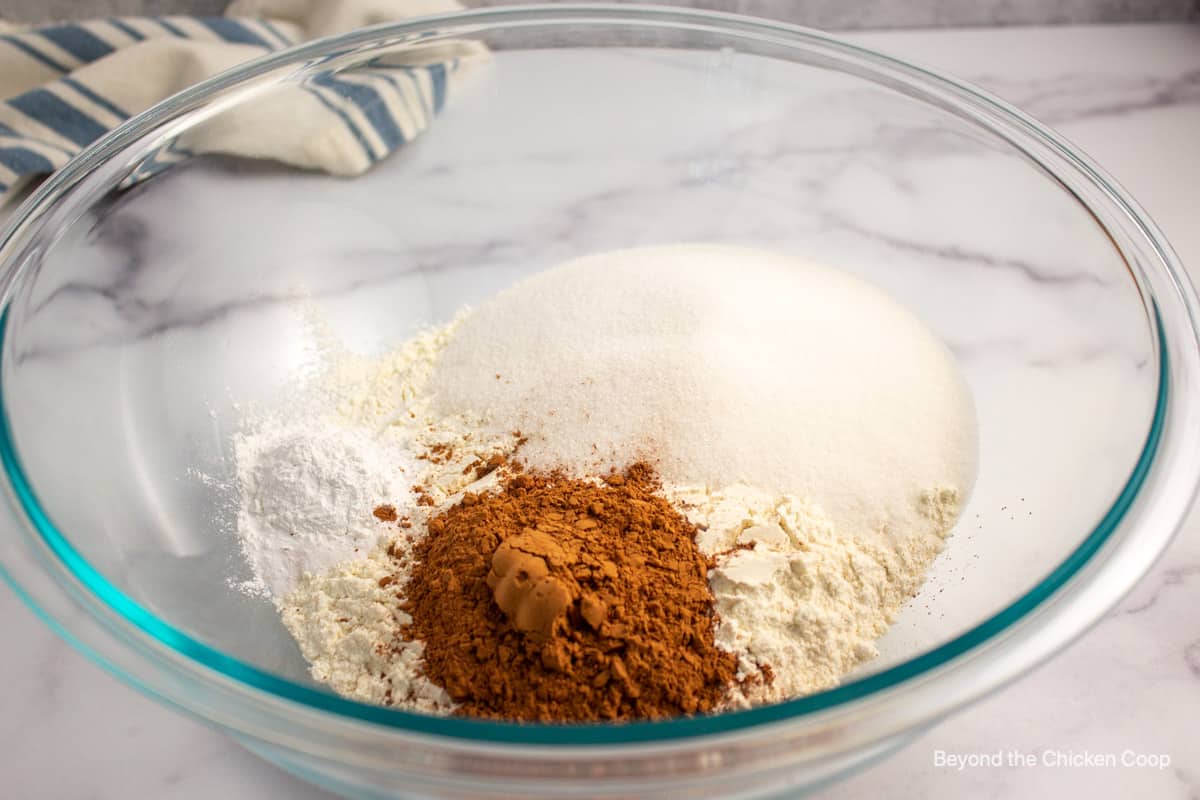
1;20;1199;799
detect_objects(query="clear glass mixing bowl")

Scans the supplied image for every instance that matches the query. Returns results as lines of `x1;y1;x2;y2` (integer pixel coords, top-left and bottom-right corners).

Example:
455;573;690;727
1;6;1198;798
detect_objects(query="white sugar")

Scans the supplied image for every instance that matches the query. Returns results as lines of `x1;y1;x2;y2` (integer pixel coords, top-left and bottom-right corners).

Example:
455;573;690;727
429;244;977;543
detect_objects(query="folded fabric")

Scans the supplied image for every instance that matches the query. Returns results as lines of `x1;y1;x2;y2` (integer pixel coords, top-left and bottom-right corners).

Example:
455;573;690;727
0;0;479;204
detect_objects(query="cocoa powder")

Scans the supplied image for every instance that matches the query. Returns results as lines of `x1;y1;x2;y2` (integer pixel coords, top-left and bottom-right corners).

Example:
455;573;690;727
401;463;738;721
372;504;398;523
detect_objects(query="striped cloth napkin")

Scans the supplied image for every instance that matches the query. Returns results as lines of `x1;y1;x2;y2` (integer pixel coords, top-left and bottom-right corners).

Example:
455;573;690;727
0;0;480;204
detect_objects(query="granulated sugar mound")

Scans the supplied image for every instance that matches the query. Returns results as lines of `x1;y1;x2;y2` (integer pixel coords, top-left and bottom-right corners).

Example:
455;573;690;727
430;244;977;543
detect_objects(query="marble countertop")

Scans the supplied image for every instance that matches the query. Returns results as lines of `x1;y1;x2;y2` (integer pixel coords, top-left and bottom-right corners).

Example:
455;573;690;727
3;20;1199;800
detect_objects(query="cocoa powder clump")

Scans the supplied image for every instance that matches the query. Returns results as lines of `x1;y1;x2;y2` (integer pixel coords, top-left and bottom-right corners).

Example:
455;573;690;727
402;463;737;721
373;504;398;523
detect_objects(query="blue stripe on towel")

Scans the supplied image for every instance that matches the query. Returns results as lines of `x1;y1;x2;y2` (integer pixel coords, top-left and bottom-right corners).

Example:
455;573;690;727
361;59;434;120
427;62;447;113
107;17;146;42
0;146;55;175
259;19;293;48
153;17;188;38
8;90;108;146
312;73;404;149
302;85;378;162
61;77;129;120
0;120;72;157
37;24;115;63
0;35;70;73
367;70;425;122
198;18;270;48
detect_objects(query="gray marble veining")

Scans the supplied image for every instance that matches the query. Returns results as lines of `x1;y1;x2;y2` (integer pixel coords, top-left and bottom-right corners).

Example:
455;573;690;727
0;20;1198;800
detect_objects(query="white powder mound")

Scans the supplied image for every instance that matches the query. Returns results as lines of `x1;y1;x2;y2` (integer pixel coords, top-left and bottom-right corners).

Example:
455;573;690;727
232;318;464;600
429;244;977;544
667;482;959;706
234;420;417;599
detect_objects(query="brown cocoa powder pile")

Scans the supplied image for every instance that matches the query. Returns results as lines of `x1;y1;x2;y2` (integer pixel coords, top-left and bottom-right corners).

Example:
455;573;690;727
400;463;738;722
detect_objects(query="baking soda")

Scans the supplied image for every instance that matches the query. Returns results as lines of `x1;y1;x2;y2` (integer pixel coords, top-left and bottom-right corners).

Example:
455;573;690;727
234;419;416;598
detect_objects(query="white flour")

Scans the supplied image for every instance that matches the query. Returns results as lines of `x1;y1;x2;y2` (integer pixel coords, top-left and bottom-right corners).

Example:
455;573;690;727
281;545;454;713
666;482;959;706
237;244;978;712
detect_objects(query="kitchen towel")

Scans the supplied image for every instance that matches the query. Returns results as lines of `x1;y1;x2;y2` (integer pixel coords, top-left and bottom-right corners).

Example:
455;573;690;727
0;0;481;204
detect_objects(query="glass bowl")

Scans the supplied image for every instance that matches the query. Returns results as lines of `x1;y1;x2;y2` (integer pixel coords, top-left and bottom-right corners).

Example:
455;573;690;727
1;6;1198;798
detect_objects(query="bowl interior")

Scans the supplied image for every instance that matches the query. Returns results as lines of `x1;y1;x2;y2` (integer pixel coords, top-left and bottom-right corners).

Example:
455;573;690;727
0;16;1159;730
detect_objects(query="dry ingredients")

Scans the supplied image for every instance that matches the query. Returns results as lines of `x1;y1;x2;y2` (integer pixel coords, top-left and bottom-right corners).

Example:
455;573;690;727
234;419;416;598
402;463;739;721
232;315;499;599
668;482;960;704
252;244;979;722
282;545;453;713
429;243;976;543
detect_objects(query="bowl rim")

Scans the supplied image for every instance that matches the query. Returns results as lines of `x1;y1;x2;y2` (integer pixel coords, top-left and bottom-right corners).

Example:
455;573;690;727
1;2;1198;751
